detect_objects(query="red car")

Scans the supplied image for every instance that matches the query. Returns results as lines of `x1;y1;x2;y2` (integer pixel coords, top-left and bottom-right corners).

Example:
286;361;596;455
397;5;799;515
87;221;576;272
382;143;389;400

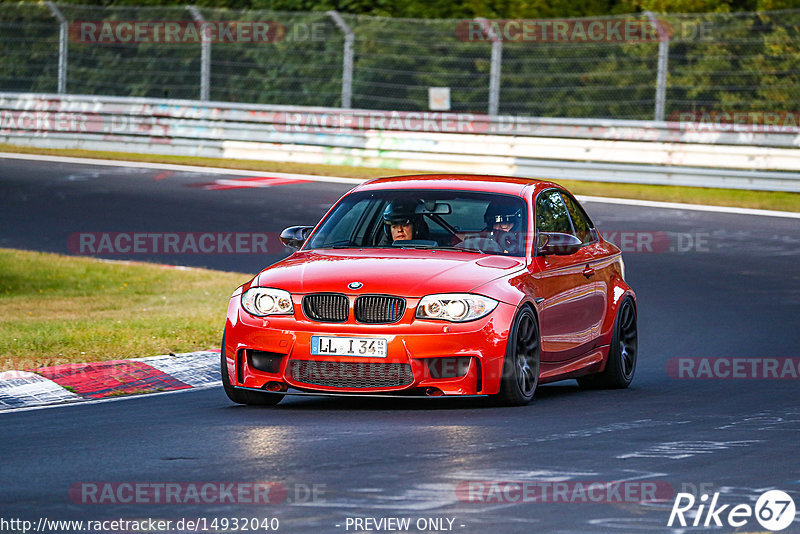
221;174;636;406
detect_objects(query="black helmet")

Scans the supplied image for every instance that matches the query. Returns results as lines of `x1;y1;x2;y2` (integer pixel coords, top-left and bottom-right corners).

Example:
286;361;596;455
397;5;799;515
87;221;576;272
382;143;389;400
382;198;429;240
484;200;523;229
383;198;420;225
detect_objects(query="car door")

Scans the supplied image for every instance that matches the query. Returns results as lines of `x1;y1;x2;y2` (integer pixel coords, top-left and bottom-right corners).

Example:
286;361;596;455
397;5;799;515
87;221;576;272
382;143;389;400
531;189;602;362
559;191;611;344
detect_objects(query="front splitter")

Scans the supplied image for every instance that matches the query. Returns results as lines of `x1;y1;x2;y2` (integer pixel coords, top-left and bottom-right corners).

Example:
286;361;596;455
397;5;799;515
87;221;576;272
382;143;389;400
233;385;489;399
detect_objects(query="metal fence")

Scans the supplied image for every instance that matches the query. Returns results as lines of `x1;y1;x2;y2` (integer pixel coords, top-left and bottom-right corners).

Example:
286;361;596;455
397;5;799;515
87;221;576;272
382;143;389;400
0;4;799;121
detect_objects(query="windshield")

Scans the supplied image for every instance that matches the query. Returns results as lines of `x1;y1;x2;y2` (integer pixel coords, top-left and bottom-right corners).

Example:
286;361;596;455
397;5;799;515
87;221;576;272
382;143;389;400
305;190;528;257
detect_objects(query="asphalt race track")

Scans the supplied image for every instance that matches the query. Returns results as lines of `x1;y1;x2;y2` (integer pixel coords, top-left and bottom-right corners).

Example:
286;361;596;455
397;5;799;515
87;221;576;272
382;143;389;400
1;156;799;533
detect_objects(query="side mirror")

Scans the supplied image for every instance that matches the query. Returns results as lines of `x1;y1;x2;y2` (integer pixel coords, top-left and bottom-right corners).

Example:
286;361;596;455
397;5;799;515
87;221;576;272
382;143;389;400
279;226;314;251
537;232;582;256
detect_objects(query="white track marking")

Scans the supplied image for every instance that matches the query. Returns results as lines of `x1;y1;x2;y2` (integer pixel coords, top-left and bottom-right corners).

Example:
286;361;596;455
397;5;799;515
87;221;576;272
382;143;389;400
0;371;80;409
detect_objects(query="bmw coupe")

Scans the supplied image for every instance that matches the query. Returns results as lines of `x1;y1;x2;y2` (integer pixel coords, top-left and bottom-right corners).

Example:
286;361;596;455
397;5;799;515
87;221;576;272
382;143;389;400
221;174;637;406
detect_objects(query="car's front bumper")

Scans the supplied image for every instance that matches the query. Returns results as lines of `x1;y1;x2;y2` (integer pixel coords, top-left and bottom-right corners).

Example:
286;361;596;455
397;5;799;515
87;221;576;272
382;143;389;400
224;298;517;396
230;386;491;400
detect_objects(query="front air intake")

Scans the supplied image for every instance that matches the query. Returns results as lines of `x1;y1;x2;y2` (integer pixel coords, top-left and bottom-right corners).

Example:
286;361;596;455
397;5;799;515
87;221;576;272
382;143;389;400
289;361;414;389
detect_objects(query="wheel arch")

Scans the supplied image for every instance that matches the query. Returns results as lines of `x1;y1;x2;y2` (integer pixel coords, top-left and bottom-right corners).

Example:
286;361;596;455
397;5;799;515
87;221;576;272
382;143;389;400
493;301;541;405
599;276;636;346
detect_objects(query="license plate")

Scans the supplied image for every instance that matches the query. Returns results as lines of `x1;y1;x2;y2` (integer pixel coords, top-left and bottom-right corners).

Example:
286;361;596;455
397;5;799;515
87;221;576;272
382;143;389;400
310;336;387;357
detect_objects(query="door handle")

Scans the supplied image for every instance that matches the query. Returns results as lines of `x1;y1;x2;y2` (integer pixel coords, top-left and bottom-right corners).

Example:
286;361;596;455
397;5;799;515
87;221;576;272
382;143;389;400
582;265;595;278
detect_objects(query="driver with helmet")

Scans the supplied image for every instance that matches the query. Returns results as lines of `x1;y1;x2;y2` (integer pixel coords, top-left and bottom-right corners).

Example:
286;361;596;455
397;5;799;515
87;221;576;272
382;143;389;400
382;198;430;242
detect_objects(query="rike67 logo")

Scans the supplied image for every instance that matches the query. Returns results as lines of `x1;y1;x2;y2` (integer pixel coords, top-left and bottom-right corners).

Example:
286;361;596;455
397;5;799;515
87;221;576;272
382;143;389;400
669;490;796;531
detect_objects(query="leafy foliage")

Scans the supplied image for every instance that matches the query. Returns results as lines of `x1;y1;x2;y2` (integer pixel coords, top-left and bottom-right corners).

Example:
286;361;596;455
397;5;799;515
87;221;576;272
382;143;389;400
0;1;798;119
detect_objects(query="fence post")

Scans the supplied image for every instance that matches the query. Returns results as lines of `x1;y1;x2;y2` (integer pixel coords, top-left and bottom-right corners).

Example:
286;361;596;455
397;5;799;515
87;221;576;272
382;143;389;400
475;18;502;117
327;11;354;109
646;11;669;122
187;6;210;101
45;2;67;94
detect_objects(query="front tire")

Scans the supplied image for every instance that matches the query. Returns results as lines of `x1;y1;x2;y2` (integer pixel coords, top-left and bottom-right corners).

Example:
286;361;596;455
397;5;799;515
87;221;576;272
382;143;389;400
496;307;540;406
221;332;283;406
578;297;637;389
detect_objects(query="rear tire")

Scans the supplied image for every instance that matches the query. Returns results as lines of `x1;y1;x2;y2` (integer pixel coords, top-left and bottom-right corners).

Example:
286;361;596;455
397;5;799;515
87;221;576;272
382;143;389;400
578;297;637;389
221;332;283;406
495;307;540;406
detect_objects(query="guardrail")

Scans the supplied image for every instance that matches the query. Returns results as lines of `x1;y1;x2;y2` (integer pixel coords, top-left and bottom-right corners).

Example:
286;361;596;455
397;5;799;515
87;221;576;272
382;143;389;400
1;93;799;192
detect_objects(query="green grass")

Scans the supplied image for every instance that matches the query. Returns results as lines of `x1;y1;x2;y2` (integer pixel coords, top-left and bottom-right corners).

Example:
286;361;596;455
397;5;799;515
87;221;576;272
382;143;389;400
2;143;798;212
0;248;250;371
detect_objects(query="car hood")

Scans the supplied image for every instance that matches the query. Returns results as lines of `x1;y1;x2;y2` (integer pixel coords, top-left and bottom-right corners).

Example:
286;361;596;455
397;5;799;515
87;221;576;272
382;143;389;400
254;249;526;297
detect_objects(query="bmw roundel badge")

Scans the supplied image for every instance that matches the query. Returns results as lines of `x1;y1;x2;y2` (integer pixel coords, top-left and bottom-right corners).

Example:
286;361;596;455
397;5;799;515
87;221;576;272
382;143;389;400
348;281;363;290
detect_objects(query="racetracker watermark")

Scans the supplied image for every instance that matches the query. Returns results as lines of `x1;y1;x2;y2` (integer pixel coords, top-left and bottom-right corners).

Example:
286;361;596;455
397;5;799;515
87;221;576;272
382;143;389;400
69;482;326;505
0;108;756;138
67;232;286;255
0;109;545;135
69;21;286;44
670;111;800;133
602;231;711;253
456;481;674;503
667;357;800;379
462;230;707;254
456;18;670;43
275;110;491;134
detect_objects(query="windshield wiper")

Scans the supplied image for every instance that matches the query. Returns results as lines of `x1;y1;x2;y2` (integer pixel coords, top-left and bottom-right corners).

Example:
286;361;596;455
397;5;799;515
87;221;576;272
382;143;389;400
317;240;356;249
392;243;482;253
432;246;482;253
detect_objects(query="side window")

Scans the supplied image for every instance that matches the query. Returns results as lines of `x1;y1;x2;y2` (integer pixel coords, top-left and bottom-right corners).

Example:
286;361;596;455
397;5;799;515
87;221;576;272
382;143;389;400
535;190;574;235
560;193;597;244
306;198;379;247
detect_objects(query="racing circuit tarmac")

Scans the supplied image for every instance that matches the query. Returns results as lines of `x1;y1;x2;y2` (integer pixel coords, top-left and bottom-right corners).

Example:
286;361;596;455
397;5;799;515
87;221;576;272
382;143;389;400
1;155;799;533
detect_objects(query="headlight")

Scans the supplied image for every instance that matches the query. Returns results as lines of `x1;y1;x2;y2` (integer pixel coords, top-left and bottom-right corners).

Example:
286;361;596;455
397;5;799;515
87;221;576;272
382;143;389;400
241;287;294;317
416;293;498;322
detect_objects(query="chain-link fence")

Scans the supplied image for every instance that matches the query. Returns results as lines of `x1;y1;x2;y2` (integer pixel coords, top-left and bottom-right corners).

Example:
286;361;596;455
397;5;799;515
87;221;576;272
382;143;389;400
1;4;798;120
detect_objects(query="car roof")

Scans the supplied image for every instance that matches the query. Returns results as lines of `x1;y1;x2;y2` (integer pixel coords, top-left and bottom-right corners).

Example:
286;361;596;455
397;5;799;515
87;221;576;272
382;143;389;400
355;174;562;197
